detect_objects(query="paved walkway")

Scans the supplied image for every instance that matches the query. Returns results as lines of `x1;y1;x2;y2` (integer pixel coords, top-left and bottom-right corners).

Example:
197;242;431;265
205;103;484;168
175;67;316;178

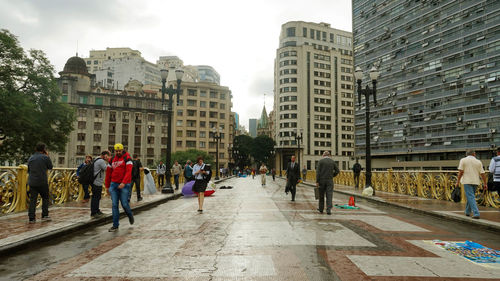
1;176;499;280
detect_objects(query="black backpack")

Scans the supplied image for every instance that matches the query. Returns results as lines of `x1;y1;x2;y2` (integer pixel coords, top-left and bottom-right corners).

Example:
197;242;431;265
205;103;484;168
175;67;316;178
78;160;97;185
202;164;212;182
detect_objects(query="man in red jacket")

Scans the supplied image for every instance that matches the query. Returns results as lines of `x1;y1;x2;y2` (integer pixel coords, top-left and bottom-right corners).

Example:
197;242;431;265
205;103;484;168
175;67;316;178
105;143;135;232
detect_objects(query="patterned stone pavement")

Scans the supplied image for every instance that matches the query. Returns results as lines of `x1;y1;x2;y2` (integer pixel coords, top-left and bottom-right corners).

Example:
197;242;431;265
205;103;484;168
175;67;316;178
1;176;500;280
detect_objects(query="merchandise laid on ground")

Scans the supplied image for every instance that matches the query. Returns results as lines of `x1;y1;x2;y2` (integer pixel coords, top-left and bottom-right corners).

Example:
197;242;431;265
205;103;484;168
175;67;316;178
0;177;499;280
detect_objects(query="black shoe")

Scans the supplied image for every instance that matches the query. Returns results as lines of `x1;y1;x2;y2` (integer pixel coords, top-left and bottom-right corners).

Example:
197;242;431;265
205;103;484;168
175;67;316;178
137;197;143;201
28;219;36;224
129;215;134;225
465;213;470;217
317;209;323;214
175;187;179;190
41;216;52;222
291;199;295;202
108;226;118;232
197;209;203;213
327;210;332;215
472;216;480;219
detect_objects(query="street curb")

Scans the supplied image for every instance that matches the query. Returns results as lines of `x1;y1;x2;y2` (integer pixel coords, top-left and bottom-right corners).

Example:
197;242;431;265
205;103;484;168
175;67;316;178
0;177;234;256
299;181;500;233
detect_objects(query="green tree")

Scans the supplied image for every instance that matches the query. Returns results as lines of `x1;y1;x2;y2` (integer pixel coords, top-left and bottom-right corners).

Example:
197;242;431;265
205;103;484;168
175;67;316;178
251;135;275;166
0;29;75;162
156;149;214;169
233;135;253;168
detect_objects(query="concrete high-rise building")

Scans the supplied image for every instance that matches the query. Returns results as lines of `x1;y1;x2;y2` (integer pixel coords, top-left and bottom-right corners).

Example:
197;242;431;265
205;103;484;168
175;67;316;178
353;0;500;170
273;21;355;171
249;119;258;137
56;56;233;170
197;65;221;85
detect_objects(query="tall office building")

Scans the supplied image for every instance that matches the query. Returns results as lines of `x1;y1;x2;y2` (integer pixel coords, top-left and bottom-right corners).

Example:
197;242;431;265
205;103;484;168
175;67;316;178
353;0;500;169
249;119;258;137
273;21;355;171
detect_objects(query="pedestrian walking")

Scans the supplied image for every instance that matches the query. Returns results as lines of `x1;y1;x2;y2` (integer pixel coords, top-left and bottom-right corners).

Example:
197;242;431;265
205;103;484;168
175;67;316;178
27;142;53;223
76;155;92;202
105;143;135;232
302;166;307;182
184;160;194;183
90;150;110;219
157;161;166;188
193;156;210;213
130;154;143;202
172;160;182;190
285;156;300;201
316;151;340;215
352;160;362;189
271;168;276;181
251;168;255;179
259;163;268;186
488;146;500;193
456;149;487;219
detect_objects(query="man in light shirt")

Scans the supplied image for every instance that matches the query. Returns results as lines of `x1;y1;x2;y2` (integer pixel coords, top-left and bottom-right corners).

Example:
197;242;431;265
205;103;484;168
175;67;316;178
456;149;487;219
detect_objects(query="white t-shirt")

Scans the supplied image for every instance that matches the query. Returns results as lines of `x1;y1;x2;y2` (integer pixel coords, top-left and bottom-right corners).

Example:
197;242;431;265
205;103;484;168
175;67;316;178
458;155;485;185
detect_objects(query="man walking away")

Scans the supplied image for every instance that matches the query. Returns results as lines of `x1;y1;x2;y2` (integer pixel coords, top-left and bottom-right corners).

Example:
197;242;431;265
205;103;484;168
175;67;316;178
27;142;53;223
489;146;500;193
456;149;487;219
172;160;182;190
90;150;110;219
130;154;143;202
157;161;166;188
316;151;340;215
105;143;135;232
353;160;362;189
184;160;193;183
285;156;300;201
302;166;307;182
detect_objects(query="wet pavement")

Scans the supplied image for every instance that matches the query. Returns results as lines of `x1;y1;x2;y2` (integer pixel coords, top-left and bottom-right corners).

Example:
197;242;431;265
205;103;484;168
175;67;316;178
0;176;499;280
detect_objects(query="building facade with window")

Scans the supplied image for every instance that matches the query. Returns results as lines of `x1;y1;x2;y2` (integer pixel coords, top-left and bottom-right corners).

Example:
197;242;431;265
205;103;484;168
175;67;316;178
273;21;355;171
353;0;500;169
56;56;232;169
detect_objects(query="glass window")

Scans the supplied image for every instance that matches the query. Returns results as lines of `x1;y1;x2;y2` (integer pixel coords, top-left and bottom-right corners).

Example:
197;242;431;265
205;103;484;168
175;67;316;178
286;27;296;37
61;95;68;102
79;96;88;104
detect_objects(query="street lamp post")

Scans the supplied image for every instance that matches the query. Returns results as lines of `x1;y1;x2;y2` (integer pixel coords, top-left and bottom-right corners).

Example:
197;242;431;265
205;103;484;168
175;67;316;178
354;66;380;195
212;127;222;180
292;128;303;166
161;67;184;193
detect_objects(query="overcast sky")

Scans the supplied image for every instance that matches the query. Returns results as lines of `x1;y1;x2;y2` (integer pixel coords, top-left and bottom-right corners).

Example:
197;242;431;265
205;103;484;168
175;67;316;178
0;0;352;129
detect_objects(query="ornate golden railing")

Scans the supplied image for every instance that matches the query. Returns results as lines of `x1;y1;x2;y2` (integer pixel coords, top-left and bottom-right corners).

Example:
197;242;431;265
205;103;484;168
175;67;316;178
301;170;499;209
0;166;185;214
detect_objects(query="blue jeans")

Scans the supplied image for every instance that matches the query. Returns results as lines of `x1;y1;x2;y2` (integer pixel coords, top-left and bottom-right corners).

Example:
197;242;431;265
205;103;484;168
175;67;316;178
109;182;133;228
174;175;179;189
464;184;480;217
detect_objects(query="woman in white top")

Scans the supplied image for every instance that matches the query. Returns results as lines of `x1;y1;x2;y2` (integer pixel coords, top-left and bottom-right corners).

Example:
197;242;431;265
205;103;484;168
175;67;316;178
192;156;209;213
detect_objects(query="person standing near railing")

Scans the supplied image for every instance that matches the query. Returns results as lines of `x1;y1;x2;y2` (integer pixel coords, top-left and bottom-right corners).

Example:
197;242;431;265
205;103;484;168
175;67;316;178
76;155;92;202
489;146;500;193
172;160;182;190
157;161;166;188
456;149;487;219
353;160;362;189
27;142;53;223
130;154;143;202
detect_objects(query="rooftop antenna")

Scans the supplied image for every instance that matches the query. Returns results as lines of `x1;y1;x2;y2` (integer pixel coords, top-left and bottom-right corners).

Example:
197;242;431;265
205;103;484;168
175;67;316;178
76;40;79;57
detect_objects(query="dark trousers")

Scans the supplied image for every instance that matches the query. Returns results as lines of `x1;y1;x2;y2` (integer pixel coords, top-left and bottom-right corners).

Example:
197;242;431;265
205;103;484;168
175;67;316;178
354;174;360;188
130;177;141;200
90;183;102;215
290;182;297;201
158;174;165;187
82;183;90;199
28;184;49;220
174;175;179;189
318;181;333;212
272;174;275;181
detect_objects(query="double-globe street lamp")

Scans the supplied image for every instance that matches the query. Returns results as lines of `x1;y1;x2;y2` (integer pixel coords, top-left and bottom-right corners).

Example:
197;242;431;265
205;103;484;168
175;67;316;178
354;66;380;195
160;67;184;193
212;127;223;180
292;128;303;166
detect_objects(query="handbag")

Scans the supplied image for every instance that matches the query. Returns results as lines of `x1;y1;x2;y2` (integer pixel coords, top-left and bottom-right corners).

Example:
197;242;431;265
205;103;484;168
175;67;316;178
451;186;461;203
314;187;319;200
285;181;291;193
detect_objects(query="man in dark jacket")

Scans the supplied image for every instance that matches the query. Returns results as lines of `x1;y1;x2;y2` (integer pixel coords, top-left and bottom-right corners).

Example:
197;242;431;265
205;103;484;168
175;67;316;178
285;156;300;201
352;160;362;189
316;151;340;215
129;154;143;202
105;143;135;232
27;142;53;223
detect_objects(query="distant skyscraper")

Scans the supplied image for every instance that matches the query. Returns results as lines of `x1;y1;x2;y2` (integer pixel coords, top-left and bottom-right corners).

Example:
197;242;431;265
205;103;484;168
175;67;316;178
353;0;500;169
249;119;257;138
273;21;355;170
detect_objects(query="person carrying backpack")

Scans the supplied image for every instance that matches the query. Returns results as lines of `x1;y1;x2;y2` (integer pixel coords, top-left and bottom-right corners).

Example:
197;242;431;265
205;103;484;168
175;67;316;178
489;146;500;193
105;143;135;232
76;155;93;202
